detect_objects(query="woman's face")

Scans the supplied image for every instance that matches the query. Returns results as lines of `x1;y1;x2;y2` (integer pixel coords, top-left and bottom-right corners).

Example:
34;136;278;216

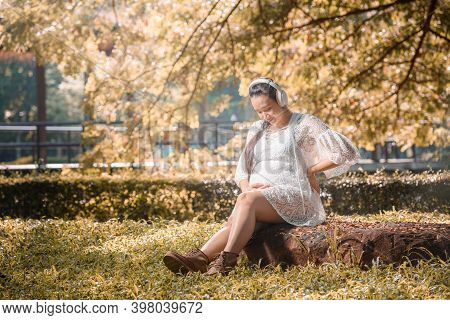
250;95;284;125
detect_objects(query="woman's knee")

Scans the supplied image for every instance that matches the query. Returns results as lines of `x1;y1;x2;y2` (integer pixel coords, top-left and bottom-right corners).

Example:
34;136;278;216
236;191;257;208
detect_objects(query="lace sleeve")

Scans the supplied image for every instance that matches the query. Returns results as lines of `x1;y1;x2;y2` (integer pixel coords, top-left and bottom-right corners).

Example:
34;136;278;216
234;120;264;186
294;114;361;180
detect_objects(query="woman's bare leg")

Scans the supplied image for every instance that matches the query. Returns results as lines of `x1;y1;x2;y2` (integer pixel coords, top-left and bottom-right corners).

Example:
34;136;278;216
200;203;269;261
224;191;285;254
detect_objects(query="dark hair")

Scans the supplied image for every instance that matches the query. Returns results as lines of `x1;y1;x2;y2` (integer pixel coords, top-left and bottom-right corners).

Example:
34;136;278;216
244;81;278;176
248;80;278;102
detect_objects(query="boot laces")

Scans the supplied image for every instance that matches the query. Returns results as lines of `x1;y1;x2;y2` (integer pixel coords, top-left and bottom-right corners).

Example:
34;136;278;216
185;248;201;257
210;253;225;269
186;248;210;263
210;252;237;270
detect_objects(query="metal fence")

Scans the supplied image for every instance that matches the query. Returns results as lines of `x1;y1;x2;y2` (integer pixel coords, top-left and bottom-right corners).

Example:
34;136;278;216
0;120;448;171
0;121;84;164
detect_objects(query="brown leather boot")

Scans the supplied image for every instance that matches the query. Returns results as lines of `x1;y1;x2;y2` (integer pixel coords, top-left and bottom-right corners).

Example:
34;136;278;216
206;251;239;275
163;248;210;275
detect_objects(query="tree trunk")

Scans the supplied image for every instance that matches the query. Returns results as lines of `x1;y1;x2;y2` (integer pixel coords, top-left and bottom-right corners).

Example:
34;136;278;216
36;62;46;164
243;220;449;269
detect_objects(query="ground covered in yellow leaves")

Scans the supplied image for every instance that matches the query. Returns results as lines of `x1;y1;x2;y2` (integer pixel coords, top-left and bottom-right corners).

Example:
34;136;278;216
0;210;448;299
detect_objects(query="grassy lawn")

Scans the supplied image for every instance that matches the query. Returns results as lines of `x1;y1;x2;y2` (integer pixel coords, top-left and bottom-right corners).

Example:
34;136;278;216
0;210;448;300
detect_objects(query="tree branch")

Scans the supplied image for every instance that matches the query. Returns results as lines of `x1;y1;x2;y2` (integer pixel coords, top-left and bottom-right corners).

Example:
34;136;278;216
396;0;437;93
226;20;238;77
349;28;421;87
355;0;437;125
258;0;271;31
146;0;221;111
265;0;415;36
429;28;450;43
318;27;422;115
181;0;243;127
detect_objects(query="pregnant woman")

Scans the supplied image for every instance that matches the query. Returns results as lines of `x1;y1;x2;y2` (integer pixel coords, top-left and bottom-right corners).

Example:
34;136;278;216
163;77;361;275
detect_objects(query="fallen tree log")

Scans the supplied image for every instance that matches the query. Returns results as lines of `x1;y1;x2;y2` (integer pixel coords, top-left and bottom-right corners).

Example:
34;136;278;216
243;220;449;268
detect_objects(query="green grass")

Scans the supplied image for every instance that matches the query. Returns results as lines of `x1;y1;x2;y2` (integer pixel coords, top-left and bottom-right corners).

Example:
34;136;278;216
0;210;448;300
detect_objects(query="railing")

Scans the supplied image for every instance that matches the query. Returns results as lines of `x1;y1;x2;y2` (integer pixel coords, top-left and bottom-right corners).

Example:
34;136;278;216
0;121;448;172
0;122;83;163
0;121;127;165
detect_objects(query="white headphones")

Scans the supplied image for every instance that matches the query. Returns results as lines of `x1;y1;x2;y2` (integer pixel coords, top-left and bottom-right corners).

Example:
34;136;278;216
248;77;289;108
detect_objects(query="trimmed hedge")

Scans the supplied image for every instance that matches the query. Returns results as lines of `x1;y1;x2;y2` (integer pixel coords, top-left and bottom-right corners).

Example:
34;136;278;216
0;170;448;221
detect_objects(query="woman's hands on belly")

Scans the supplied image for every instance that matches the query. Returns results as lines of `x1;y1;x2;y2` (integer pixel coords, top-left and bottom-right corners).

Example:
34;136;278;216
250;182;272;189
244;182;272;192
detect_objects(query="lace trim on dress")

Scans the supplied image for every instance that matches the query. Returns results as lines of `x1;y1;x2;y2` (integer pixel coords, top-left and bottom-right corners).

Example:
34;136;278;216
293;114;361;180
259;185;322;226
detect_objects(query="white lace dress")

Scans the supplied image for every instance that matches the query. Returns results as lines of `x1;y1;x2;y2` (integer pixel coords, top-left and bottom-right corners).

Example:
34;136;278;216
234;112;361;226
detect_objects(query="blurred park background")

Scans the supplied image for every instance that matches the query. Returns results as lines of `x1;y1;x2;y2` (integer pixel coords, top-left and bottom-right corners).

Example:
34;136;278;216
0;0;449;300
0;0;448;174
